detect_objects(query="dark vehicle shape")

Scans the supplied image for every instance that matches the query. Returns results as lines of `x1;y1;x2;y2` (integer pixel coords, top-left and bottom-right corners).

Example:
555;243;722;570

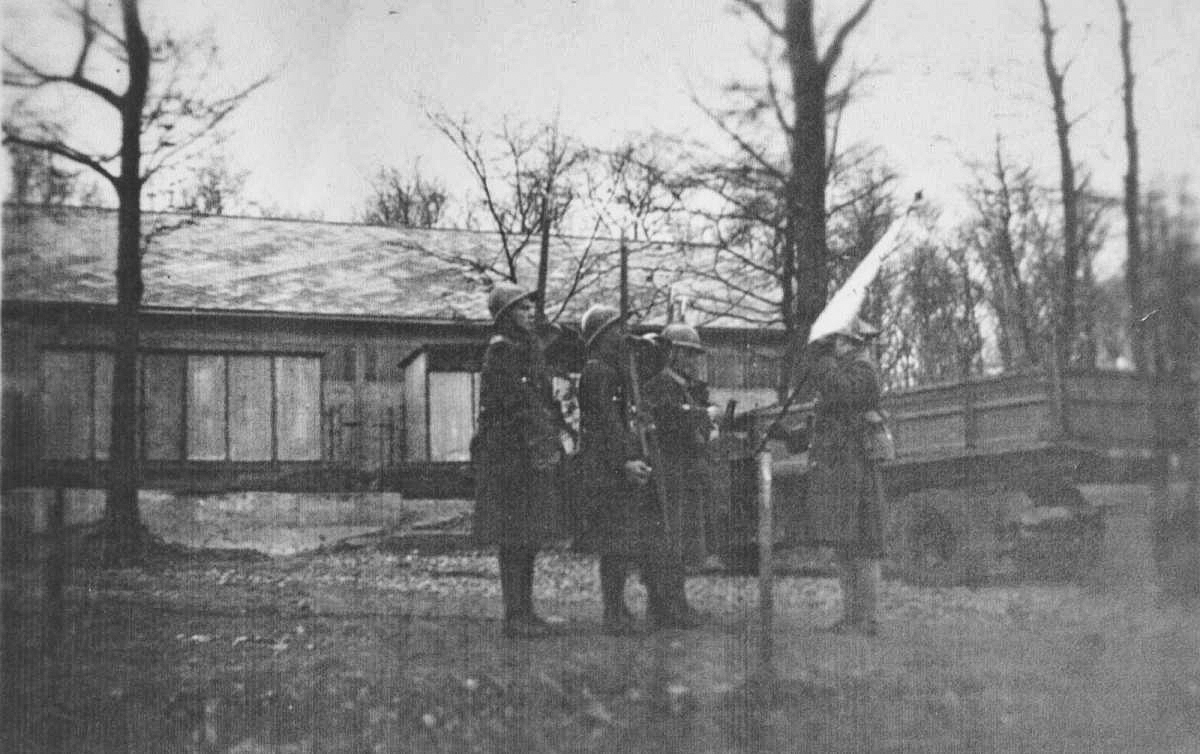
713;367;1188;584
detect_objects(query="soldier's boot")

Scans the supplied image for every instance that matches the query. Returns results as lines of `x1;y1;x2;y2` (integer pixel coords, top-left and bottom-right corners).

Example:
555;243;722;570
662;567;704;629
501;547;551;639
599;554;636;635
826;555;861;633
854;559;880;636
827;557;878;636
644;560;700;630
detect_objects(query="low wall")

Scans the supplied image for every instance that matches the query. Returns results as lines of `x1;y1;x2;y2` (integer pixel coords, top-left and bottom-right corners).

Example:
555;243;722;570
1;488;472;556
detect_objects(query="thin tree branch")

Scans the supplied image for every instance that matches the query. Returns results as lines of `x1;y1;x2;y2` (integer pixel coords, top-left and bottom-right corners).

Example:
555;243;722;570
3;46;123;109
1;132;117;185
821;0;876;73
734;0;784;38
692;96;787;182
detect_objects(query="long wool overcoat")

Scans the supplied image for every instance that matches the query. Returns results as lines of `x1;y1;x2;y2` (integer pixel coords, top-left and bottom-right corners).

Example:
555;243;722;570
640;368;715;567
804;352;886;557
471;327;566;547
571;354;657;555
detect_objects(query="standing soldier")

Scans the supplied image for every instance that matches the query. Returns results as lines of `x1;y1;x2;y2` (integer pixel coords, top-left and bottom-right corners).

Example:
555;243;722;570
574;304;660;635
640;323;715;628
472;283;566;638
806;318;885;636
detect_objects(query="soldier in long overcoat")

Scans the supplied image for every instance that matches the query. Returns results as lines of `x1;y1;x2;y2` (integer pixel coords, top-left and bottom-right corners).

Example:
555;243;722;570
472;283;567;638
806;318;885;635
572;305;663;635
639;323;717;627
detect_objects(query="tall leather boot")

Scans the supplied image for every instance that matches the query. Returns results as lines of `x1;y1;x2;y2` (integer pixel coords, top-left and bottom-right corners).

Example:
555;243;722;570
600;553;636;635
499;546;521;622
854;558;880;636
653;559;702;629
641;557;669;628
516;547;540;620
501;546;549;638
828;550;860;632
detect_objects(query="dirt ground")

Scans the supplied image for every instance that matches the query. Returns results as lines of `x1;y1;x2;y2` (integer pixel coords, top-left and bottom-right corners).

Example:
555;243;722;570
3;484;1199;753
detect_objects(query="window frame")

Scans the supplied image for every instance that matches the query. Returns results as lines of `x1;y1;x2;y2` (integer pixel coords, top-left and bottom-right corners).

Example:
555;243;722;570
138;347;325;463
34;347;326;464
37;346;112;461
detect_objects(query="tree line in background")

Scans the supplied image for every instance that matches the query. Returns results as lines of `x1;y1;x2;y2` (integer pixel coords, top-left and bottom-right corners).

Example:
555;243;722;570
3;0;270;559
6;1;1196;392
349;2;1195;395
4;0;1197;562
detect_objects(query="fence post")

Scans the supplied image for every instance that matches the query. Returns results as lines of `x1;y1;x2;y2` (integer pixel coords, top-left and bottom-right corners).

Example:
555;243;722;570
1046;334;1068;441
756;448;774;678
42;488;66;662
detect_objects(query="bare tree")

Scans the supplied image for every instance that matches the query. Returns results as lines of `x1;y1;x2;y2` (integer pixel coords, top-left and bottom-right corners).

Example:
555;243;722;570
732;0;875;347
961;141;1086;374
1117;0;1148;373
172;140;250;215
1074;176;1116;367
968;141;1040;369
6;141;84;206
1037;0;1084;369
249;202;325;221
359;163;448;228
680;0;875;395
885;237;985;388
3;0;269;559
1140;184;1200;599
586;137;694;244
427;110;588;321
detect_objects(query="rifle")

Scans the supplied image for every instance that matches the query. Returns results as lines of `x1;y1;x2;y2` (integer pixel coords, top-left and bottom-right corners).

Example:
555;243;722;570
752;340;825;456
619;237;675;547
625;336;675;545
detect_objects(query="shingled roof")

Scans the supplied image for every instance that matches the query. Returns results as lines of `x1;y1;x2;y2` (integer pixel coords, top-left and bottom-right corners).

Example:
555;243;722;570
2;204;778;328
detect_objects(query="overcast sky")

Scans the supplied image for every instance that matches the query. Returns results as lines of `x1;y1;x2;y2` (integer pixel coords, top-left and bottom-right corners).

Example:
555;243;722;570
4;0;1199;276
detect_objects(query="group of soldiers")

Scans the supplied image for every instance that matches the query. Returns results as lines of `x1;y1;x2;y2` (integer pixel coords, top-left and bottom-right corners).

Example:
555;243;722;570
471;282;885;639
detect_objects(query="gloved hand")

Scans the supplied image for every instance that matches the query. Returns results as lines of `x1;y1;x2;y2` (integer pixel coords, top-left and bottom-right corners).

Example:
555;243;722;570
623;458;653;485
529;437;563;472
813;354;839;378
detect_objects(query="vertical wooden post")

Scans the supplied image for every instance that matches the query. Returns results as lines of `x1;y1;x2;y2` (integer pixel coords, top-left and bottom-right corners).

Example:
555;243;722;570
619;233;629;323
1046;334;1068;441
38;488;68;750
756;448;774;677
42;488;66;662
963;376;979;451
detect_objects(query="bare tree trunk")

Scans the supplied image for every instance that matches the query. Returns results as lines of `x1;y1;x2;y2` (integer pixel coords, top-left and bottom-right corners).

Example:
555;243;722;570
5;0;267;562
1115;0;1193;594
536;191;551;323
785;0;829;342
103;0;151;562
1038;0;1082;370
992;142;1037;367
1117;0;1147;374
726;0;874;395
778;0;873;394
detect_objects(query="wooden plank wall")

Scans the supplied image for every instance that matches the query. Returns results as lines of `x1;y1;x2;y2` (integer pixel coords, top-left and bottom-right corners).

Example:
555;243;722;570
186;355;226;460
428;372;475;462
142;354;184;460
402;352;428;462
229;355;273;461
275;356;321;461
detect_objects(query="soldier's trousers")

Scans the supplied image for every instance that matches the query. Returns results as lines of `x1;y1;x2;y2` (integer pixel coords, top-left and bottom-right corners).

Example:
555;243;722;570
498;546;539;621
599;552;684;619
599;552;692;624
836;552;879;625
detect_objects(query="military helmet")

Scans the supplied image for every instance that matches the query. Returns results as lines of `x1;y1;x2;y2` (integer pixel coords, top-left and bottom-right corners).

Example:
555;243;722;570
487;283;536;322
835;317;881;343
580;304;623;348
660;323;706;352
